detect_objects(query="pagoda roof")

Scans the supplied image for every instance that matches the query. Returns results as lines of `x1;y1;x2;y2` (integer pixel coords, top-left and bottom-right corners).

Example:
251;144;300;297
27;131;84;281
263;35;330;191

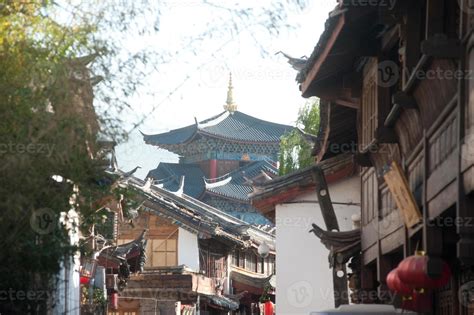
142;111;293;147
145;160;277;225
147;163;205;199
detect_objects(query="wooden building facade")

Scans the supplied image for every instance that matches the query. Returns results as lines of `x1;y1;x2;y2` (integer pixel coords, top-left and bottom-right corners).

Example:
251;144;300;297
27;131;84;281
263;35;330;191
112;175;276;315
294;0;474;313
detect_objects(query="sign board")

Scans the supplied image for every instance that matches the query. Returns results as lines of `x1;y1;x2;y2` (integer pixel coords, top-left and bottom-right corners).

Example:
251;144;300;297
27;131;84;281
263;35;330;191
383;161;422;228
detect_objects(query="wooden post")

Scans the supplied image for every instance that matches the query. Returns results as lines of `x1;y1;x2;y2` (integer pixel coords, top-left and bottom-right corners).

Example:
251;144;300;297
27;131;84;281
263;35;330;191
209;159;217;179
311;167;349;307
425;0;445;38
456;30;474;267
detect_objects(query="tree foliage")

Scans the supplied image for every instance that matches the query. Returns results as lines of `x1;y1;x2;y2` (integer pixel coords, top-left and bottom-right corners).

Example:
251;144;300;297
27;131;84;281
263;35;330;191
279;98;320;175
0;1;118;313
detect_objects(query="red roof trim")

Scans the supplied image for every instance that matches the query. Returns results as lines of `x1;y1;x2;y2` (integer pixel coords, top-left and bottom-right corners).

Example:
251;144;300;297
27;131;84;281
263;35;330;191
253;162;355;213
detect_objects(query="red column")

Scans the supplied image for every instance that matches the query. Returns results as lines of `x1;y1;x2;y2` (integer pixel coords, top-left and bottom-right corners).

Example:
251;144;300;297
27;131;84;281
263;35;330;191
209;159;217;179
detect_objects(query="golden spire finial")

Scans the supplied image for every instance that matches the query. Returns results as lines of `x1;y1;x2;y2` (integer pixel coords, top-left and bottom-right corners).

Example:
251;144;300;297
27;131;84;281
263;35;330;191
224;72;237;113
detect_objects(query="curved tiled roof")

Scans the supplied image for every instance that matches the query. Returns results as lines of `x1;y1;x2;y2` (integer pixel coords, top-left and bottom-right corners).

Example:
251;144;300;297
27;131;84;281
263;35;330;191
143;124;197;145
207;160;278;201
147;163;205;198
118;172;276;250
142;111;293;146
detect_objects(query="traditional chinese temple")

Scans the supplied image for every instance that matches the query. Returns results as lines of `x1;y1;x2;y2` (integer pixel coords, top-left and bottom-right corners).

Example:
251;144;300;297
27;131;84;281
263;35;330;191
142;74;293;224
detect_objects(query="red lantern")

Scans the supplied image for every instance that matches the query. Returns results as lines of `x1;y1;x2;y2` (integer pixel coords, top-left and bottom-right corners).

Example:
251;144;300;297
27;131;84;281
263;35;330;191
80;276;90;285
386;268;412;296
264;301;274;315
109;292;118;310
397;252;451;290
79;258;97;286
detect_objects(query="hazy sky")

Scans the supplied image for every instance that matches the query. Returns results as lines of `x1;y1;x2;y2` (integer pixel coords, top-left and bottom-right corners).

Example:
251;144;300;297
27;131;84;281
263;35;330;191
115;1;335;178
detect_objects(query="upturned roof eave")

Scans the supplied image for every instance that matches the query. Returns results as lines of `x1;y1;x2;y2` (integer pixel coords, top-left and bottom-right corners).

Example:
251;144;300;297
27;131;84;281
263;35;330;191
118;174;275;247
250;154;355;212
142;111;294;149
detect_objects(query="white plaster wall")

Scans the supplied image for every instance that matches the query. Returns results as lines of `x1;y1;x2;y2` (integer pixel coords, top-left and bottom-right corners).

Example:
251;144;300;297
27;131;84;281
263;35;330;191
178;228;200;271
54;210;80;315
275;176;360;315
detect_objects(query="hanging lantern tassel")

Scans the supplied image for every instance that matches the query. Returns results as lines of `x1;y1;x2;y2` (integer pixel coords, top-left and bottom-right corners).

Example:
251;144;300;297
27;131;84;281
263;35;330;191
401;295;415;311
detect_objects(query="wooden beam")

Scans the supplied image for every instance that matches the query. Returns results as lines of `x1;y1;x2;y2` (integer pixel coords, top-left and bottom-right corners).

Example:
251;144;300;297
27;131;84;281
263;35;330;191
311;166;348;306
333;98;360;109
312;167;339;232
316;86;360;109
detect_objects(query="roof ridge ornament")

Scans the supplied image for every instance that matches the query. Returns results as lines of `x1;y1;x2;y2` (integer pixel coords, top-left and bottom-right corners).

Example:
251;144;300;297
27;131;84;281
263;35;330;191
224;72;238;113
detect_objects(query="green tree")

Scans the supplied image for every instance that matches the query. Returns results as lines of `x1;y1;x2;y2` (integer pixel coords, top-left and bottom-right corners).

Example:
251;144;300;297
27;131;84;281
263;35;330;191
279;98;320;175
0;1;314;313
0;2;121;313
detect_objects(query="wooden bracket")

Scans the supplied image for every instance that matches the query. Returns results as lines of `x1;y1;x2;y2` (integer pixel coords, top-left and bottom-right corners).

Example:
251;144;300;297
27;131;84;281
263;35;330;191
311;166;349;307
311;166;339;232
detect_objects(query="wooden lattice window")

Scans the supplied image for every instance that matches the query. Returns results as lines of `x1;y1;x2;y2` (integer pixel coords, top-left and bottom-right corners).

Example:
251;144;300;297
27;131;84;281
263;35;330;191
434;279;456;315
149;238;177;267
257;257;265;274
380;183;396;218
239;250;245;268
246;252;257;272
267;256;275;275
361;168;378;226
361;60;378;150
232;251;239;266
